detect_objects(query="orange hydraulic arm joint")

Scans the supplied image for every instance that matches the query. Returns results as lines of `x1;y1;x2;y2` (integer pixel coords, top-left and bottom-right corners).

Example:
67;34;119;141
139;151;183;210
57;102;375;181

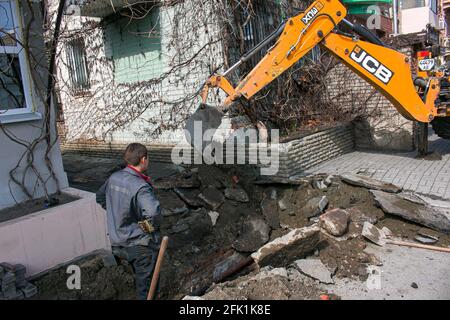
201;0;439;123
201;0;348;109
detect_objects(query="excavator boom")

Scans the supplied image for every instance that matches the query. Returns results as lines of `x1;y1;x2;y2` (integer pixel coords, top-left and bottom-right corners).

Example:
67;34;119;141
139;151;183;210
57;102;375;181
185;0;449;150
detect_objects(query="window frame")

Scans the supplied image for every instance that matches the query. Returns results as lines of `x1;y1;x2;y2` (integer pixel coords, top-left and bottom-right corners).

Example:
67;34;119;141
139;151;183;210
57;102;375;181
0;0;38;119
65;36;91;95
429;0;437;14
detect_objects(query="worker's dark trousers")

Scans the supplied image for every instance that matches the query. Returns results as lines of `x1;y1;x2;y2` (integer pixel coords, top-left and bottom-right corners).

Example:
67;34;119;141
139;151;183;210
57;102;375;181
112;244;159;300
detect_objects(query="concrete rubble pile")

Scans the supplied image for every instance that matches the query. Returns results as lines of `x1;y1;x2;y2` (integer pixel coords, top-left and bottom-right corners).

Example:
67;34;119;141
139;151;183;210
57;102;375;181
173;171;450;300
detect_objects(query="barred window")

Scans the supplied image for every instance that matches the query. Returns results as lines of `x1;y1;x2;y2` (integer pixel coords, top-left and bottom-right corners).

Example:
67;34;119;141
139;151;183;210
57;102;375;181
66;37;90;93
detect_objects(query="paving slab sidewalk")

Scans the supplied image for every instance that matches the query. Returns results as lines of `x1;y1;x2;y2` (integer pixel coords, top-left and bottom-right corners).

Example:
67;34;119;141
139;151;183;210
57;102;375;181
307;134;450;199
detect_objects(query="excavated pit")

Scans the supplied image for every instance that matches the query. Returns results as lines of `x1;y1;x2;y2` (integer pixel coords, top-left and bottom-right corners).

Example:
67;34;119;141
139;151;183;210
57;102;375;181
27;156;450;300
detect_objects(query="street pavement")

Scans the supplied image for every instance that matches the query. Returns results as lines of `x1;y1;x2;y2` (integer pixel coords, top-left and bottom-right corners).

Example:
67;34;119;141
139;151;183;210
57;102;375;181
307;133;450;199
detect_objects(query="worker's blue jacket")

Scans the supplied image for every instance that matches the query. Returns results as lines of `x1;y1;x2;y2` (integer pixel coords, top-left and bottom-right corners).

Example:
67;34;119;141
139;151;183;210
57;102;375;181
96;167;161;247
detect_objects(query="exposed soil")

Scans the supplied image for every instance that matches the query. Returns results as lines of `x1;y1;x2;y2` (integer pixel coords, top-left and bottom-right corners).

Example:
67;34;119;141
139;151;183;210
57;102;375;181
201;269;328;300
0;193;79;224
31;255;136;300
318;237;370;281
25;155;450;300
377;216;450;247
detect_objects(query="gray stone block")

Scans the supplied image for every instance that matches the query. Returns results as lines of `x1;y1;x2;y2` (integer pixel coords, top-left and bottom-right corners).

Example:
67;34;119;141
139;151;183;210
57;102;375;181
13;264;26;276
21;283;38;298
13;290;24;300
16;278;28;289
0;262;15;271
2;271;15;285
2;283;17;300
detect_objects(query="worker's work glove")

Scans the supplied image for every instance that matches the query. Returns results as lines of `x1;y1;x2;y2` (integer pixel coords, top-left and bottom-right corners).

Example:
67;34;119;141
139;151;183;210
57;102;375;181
138;219;155;234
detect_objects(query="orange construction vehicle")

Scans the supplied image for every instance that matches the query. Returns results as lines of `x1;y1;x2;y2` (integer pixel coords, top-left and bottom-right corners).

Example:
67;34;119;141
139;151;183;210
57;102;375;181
185;0;450;147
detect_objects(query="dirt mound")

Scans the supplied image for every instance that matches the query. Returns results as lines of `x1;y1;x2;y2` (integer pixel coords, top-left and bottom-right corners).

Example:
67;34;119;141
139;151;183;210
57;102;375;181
32;255;135;300
198;267;327;300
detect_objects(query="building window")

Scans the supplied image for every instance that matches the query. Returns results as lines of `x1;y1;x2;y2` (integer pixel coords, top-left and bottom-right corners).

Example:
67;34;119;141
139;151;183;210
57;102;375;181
104;6;163;84
0;0;34;115
429;0;437;14
65;37;90;93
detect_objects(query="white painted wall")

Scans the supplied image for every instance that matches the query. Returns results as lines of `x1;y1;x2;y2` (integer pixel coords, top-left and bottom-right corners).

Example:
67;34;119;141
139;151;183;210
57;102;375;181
400;6;439;34
0;1;69;210
55;1;226;145
0;188;109;277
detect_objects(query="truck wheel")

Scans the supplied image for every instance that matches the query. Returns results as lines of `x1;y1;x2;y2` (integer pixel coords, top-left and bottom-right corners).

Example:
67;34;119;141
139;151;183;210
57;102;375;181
431;117;450;140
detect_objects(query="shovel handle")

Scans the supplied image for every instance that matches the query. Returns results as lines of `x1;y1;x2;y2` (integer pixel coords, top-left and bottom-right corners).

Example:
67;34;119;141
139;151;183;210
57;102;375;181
147;236;169;300
388;239;450;253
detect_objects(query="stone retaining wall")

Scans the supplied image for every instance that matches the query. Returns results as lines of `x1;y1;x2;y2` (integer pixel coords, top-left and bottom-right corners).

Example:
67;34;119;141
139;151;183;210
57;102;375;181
275;124;354;178
61;124;354;178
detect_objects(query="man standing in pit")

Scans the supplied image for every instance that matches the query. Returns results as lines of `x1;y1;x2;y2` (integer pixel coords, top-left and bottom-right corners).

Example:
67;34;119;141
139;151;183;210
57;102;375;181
96;143;162;300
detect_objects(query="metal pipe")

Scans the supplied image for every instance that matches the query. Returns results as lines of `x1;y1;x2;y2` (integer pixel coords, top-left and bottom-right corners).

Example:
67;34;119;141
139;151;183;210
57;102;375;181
341;18;354;29
213;256;254;283
223;20;287;77
342;18;385;47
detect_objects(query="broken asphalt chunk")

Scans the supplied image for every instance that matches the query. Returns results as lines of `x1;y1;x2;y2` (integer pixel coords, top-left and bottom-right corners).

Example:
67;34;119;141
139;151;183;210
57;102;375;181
417;228;440;241
414;236;438;244
233;217;270;253
251;224;320;268
170;222;190;234
198;186;225;210
224;187;249;203
292;259;334;284
153;171;201;189
370;190;450;232
253;176;308;186
173;188;203;207
340;173;402;193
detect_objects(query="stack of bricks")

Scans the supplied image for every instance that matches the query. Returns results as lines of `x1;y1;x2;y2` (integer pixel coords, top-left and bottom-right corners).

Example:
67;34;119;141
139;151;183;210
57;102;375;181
0;263;38;300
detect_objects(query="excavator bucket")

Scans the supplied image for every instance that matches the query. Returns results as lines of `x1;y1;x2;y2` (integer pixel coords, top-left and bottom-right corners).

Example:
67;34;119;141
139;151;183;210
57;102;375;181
184;104;225;152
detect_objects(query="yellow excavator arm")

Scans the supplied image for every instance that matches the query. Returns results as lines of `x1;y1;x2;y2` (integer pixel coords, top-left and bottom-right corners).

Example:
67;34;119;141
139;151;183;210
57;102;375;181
187;0;450;148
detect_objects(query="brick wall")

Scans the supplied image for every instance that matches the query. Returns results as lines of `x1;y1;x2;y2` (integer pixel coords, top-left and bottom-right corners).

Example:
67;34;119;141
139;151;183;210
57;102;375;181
322;47;417;152
57;1;225;146
62;123;355;178
275;124;355;178
61;141;175;162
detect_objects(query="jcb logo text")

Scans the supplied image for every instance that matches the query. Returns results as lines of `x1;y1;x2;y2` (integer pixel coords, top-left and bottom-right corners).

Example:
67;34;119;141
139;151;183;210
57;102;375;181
350;46;393;84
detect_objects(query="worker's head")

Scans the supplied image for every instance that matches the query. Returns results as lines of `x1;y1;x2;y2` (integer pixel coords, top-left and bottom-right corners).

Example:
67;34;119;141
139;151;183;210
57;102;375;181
124;143;148;172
